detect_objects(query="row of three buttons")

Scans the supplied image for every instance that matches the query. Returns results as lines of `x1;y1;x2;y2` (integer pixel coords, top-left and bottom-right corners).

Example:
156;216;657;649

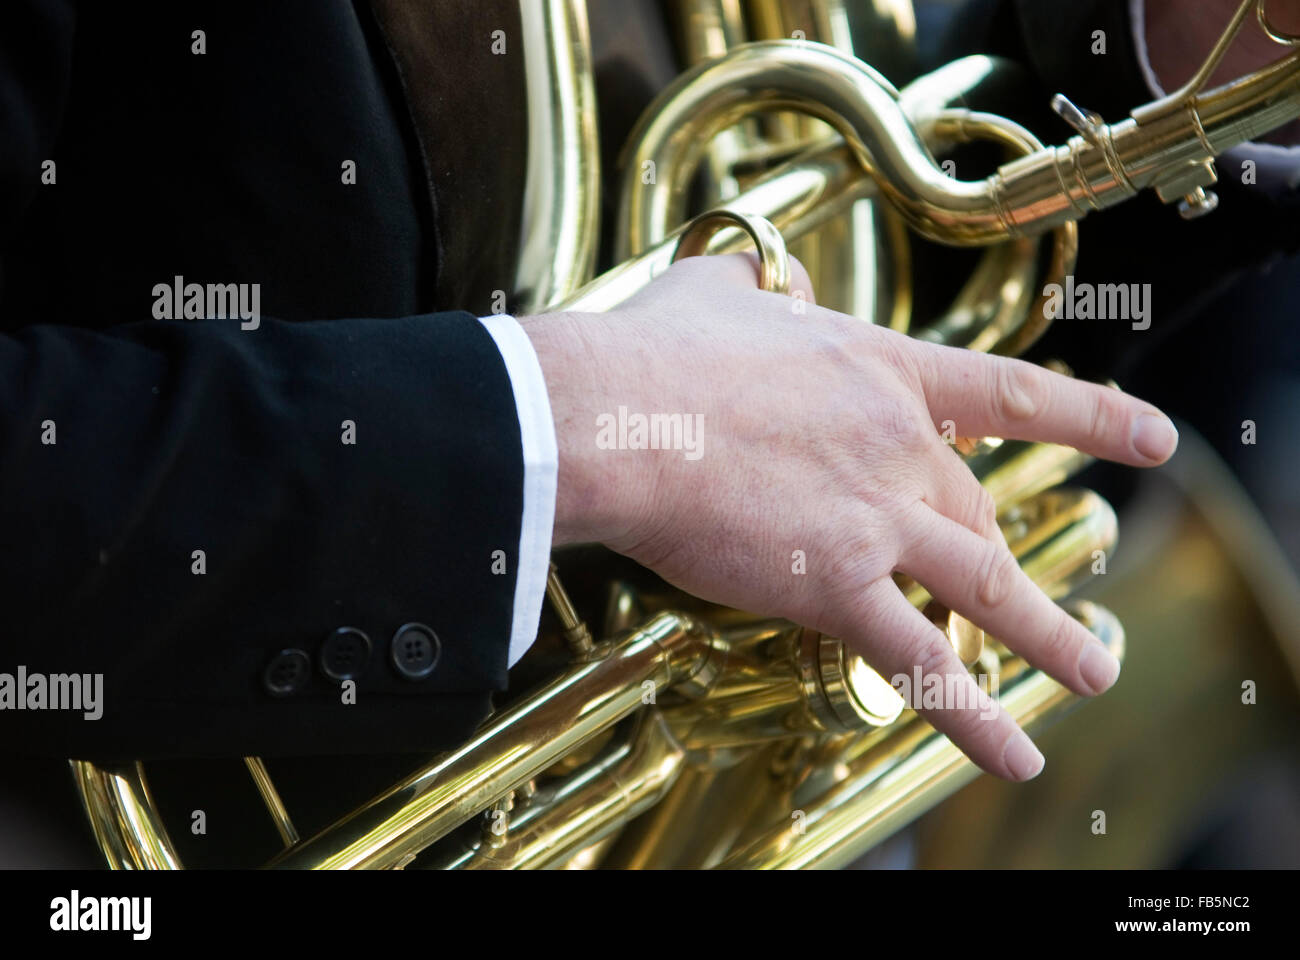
263;623;441;696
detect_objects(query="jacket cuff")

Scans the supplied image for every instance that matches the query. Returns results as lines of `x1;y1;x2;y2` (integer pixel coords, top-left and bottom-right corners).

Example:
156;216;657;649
477;314;558;667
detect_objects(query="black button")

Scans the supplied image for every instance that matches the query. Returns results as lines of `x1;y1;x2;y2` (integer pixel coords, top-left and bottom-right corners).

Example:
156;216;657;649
390;623;440;680
263;649;311;696
320;627;371;682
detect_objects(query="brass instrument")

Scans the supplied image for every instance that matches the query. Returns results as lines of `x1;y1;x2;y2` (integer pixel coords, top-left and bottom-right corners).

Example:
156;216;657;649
72;0;1300;869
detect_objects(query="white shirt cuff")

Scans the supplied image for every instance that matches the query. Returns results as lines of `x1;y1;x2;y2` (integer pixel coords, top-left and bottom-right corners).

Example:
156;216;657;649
477;313;558;668
1130;0;1300;193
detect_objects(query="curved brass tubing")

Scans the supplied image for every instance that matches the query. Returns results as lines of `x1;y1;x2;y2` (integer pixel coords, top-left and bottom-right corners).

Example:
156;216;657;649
559;140;871;313
615;40;1025;254
69;760;183;870
910;108;1078;355
616;35;1300;253
742;0;912;328
602;51;1076;356
564;57;1058;317
513;0;601;312
427;711;685;870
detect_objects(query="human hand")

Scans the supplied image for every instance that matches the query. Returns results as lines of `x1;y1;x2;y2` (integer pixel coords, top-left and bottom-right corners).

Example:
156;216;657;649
522;254;1178;781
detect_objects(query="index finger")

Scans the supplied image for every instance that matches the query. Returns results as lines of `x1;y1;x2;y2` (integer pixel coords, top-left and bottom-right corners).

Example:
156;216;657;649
906;338;1179;468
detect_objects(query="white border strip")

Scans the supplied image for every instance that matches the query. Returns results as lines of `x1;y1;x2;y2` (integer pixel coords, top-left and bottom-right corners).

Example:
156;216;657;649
477;314;558;667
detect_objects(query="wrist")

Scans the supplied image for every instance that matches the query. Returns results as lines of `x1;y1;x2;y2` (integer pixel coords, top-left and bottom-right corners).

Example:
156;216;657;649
517;310;662;549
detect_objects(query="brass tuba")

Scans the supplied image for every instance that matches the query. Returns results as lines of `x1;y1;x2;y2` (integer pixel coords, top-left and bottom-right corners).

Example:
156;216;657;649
72;0;1300;869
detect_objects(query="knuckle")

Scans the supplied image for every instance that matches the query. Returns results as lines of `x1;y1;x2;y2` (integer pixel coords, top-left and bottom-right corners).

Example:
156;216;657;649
874;393;926;446
993;360;1045;424
974;485;999;530
975;546;1019;609
1041;612;1079;661
916;633;956;681
824;535;887;592
1087;389;1118;444
874;329;926;389
815;533;897;633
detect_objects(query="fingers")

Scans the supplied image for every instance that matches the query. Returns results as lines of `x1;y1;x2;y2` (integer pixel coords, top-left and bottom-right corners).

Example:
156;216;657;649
839;579;1045;781
897;504;1122;699
908;339;1179;467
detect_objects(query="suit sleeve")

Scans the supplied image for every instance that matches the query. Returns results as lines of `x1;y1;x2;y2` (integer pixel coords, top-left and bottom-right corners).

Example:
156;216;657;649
0;1;536;761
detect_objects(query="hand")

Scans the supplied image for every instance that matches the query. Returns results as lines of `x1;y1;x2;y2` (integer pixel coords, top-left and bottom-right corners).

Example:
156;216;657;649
521;254;1178;781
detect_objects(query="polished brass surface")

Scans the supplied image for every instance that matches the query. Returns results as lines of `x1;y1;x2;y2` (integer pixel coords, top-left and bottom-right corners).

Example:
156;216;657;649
513;0;600;312
243;756;300;848
422;711;685;869
672;209;792;293
70;0;1300;869
70;760;182;870
564;53;1079;348
619;6;1300;250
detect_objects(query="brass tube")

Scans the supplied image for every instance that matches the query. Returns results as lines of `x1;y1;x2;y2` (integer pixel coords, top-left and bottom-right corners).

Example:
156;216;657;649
995;47;1300;233
558;141;870;313
514;0;601;312
617;39;1300;251
615;40;1018;252
69;760;183;870
243;756;299;847
577;55;1075;346
436;712;685;869
601;743;793;869
970;439;1094;513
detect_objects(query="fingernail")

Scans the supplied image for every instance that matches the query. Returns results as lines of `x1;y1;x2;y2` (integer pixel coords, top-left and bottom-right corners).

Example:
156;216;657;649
1079;643;1121;694
1131;413;1178;462
1003;735;1045;781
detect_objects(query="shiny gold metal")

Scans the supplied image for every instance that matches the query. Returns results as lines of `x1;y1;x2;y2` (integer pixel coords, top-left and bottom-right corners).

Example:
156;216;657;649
71;0;1300;870
423;711;685;869
618;13;1300;249
546;561;595;657
70;760;182;870
672;209;792;293
514;0;600;312
243;757;299;848
568;52;1078;356
1258;0;1300;46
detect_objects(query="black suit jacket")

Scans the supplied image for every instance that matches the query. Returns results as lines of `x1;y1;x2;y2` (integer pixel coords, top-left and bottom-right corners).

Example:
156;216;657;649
0;0;535;759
